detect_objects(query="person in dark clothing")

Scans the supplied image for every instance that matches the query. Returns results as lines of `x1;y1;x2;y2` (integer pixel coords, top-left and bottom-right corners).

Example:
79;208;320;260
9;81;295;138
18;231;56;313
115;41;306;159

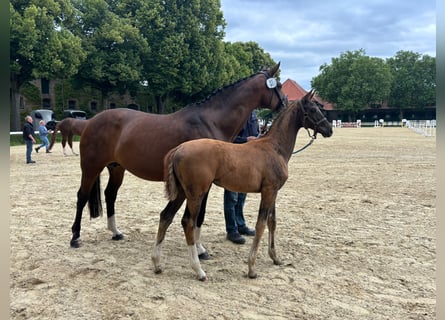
224;111;259;244
22;115;36;164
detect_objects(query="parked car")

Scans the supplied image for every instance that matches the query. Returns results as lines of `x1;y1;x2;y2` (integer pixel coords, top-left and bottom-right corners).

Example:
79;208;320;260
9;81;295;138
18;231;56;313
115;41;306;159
63;109;87;120
30;109;54;131
45;110;88;131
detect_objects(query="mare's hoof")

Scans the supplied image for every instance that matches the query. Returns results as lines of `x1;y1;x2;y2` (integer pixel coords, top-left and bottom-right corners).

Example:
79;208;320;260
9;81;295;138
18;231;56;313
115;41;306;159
248;272;258;279
198;252;211;260
198;276;207;282
111;234;124;241
154;267;163;274
70;239;81;248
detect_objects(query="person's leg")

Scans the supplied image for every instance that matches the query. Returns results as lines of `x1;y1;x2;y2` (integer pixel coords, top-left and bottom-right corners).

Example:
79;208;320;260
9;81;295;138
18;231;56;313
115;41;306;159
234;192;247;227
43;136;50;152
224;190;245;244
26;140;34;163
235;193;255;236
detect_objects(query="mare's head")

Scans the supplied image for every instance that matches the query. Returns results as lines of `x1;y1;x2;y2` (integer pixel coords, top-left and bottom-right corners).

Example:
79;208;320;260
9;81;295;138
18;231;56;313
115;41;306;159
258;63;288;112
299;90;333;138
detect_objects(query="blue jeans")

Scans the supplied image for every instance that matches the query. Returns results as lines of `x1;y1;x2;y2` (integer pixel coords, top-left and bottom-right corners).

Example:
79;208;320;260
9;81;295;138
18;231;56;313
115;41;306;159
223;190;247;234
37;136;49;151
25;140;33;162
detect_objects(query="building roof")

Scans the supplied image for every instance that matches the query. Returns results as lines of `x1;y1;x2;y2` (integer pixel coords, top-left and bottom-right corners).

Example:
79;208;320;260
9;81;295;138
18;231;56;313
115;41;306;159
282;78;335;111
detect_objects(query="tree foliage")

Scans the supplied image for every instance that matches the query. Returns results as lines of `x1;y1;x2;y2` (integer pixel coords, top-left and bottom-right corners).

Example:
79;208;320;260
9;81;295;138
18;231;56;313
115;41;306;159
386;50;436;109
311;49;392;114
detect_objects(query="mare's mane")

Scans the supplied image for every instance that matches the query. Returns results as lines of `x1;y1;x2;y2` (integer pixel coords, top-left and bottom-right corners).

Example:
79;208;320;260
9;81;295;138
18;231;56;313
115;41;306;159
184;71;268;110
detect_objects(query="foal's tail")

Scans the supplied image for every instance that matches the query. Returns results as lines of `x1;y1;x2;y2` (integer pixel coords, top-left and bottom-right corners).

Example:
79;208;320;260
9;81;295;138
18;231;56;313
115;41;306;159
48;122;60;151
88;176;103;219
164;146;182;201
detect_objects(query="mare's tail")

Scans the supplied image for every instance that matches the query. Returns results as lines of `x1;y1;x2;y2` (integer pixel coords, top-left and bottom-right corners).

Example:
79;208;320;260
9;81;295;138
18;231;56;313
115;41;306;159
88;176;103;218
164;146;182;201
48;122;60;151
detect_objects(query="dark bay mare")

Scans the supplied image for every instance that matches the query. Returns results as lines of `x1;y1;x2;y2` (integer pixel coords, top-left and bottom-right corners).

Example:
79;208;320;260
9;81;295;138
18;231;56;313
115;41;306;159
70;63;287;250
48;118;88;156
156;91;333;280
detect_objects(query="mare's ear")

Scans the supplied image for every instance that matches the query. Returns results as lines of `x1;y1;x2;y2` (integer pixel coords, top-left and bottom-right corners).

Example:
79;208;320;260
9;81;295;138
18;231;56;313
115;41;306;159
302;89;314;102
269;62;281;76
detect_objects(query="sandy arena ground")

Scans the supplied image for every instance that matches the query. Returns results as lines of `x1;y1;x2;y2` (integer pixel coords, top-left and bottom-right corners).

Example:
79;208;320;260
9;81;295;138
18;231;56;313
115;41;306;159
10;127;435;319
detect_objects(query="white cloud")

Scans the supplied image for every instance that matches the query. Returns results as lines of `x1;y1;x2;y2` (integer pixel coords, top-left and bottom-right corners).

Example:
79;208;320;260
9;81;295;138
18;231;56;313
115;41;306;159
221;0;436;90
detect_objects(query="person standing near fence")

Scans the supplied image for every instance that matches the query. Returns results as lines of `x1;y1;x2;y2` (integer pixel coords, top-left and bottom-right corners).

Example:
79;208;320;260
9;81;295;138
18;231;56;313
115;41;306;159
35;120;51;154
22;115;36;164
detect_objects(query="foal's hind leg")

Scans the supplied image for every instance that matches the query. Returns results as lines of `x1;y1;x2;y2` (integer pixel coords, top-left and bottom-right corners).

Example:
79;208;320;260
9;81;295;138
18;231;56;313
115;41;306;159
152;194;186;274
61;135;68;156
105;163;125;240
195;191;210;260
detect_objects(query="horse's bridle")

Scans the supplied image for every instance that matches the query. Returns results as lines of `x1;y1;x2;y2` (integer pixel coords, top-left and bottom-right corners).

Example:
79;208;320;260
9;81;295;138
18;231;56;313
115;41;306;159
260;71;287;110
298;100;328;139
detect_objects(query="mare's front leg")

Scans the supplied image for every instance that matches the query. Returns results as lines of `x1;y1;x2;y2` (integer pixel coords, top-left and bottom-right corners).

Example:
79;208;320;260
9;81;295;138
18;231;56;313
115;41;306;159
105;164;125;240
151;194;186;274
267;206;282;265
182;199;206;281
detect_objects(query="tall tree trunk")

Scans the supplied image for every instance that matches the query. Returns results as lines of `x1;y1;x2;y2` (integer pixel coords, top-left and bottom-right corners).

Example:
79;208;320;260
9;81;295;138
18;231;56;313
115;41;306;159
10;80;21;131
155;94;168;114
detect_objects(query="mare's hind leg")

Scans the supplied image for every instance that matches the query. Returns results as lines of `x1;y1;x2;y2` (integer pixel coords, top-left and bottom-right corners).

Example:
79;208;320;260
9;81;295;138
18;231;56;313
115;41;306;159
195;191;210;260
68;134;78;155
152;194;186;274
71;172;101;248
105;163;125;240
61;135;68;156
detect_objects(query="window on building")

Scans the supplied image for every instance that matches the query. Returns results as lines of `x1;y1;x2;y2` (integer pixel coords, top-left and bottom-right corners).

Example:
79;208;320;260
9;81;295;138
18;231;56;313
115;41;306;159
68;100;76;109
110;103;116;109
90;101;97;111
41;79;49;94
42;98;51;109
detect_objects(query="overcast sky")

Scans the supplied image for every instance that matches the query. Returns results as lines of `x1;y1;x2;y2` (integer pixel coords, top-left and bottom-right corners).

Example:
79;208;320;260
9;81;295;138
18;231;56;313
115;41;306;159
220;0;436;90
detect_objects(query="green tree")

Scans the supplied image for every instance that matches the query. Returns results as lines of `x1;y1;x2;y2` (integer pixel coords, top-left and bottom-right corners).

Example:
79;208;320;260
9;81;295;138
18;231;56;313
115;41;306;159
386;50;436;118
135;0;226;113
10;0;85;130
70;0;149;109
311;49;392;121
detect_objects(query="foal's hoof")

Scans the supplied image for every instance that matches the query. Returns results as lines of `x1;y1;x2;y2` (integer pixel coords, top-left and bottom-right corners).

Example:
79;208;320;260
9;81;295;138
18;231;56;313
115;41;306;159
198;252;211;260
111;234;124;241
248;271;258;279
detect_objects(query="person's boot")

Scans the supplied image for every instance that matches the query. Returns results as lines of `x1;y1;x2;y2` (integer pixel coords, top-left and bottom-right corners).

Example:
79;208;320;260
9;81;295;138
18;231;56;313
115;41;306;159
35;147;39;153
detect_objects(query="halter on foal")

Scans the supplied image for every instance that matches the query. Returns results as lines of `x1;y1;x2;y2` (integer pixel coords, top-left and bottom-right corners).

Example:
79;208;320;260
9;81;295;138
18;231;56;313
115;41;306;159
157;90;333;280
48;118;88;156
70;63;287;250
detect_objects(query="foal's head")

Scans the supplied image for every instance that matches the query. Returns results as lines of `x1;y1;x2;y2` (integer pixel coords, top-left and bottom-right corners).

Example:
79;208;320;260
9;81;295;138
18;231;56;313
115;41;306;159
299;90;333;138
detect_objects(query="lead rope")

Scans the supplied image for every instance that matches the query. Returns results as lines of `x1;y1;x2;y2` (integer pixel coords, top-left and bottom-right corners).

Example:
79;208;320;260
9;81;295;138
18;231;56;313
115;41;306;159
292;128;316;155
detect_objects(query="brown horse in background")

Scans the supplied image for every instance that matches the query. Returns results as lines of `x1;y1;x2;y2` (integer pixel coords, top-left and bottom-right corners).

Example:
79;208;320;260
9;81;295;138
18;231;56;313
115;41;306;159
48;118;88;156
71;63;287;251
156;91;332;280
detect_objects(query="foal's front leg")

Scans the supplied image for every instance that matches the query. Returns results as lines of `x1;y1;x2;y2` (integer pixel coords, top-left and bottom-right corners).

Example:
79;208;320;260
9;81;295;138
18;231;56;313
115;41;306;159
267;206;282;265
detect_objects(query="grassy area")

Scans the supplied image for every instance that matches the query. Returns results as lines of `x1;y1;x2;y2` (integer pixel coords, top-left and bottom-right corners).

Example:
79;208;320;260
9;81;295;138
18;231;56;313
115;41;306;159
10;134;80;146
